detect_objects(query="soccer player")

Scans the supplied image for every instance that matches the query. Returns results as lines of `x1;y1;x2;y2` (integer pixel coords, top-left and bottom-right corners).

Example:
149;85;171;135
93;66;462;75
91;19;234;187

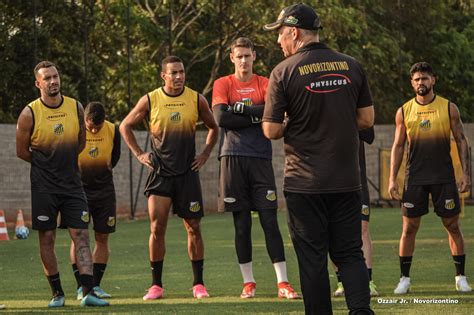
263;4;375;314
16;61;108;307
120;56;218;300
334;127;379;297
212;37;299;299
71;102;121;300
389;62;472;294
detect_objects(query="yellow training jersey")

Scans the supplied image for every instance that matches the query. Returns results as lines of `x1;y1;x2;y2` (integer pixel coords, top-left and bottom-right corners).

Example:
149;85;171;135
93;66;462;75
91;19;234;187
402;95;455;185
79;120;117;198
29;96;83;193
148;86;199;176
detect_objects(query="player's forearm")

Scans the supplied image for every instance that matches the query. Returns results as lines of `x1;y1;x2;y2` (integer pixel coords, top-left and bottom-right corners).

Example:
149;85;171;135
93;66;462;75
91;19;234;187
119;123;144;158
457;139;470;177
213;106;252;129
201;127;218;157
16;148;32;163
240;104;264;118
389;145;404;181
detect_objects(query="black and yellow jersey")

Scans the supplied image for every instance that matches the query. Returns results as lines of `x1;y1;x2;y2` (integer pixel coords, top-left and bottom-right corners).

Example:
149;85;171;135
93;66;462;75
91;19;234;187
148;86;199;176
79;120;120;200
28;96;83;193
402;95;455;185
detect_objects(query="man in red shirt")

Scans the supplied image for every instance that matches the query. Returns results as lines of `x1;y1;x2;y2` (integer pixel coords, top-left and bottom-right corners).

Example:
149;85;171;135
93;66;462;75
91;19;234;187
212;37;298;299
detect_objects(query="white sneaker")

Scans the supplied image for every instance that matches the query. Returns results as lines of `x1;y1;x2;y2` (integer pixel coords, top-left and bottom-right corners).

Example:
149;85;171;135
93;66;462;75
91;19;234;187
455;275;472;292
394;276;410;294
333;282;344;297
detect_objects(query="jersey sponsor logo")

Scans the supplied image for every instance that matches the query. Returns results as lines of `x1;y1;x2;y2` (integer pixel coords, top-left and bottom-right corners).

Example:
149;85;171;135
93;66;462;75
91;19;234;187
445;199;455;210
54;123;64;135
37;215;49;221
81;211;90;223
46;112;67;121
403;202;414;208
164;102;185;109
361;204;370;216
305;74;351;94
236;88;256;94
242;98;253;106
170;112;181;123
189;201;201;213
107;216;116;227
419;119;431;131
86;138;104;143
88;147;99;158
266;190;276;201
224;197;236;203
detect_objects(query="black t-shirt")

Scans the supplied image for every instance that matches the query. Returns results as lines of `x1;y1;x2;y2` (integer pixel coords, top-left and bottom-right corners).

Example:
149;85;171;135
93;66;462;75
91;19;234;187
263;42;373;193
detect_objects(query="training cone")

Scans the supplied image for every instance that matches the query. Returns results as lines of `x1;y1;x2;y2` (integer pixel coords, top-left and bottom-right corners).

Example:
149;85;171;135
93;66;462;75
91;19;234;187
0;210;9;241
15;209;29;240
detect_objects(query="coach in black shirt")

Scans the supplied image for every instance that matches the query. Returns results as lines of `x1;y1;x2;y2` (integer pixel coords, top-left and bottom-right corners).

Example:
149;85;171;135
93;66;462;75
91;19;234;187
263;3;375;315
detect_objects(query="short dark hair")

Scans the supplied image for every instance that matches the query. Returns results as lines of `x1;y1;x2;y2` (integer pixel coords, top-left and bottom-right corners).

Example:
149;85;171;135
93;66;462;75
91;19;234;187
34;61;58;77
410;62;434;78
84;101;106;125
161;55;183;72
230;37;254;52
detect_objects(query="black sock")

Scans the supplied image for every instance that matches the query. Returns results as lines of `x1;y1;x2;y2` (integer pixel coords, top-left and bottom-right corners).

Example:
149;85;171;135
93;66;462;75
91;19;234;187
335;270;342;283
93;263;107;287
151;261;163;287
72;264;81;289
400;256;413;278
192;259;204;286
453;254;466;276
47;273;64;297
368;268;373;281
80;274;94;296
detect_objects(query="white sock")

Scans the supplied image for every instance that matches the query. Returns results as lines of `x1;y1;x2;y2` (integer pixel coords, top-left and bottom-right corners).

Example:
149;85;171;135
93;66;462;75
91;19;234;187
273;261;288;283
239;261;255;283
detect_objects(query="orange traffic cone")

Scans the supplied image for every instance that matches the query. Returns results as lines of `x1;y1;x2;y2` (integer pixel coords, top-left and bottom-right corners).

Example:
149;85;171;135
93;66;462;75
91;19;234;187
0;210;9;241
15;209;25;229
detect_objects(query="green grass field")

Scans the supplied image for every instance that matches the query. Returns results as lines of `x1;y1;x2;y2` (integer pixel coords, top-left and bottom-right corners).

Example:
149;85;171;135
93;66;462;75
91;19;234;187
1;207;473;314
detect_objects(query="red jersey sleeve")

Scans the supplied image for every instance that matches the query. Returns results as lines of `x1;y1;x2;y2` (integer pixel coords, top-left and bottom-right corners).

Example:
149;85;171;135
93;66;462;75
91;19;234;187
212;77;230;108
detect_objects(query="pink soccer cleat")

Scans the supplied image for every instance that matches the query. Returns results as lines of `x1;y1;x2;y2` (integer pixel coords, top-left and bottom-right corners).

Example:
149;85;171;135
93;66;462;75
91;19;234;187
193;284;210;299
240;282;256;298
143;285;164;300
278;282;300;299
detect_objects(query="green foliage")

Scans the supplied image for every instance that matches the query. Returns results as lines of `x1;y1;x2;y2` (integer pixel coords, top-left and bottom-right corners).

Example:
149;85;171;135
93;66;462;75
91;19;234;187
0;0;472;123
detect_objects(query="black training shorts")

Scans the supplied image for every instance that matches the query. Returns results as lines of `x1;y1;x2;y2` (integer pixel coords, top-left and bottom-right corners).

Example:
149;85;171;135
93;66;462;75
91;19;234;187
144;169;204;219
402;182;461;218
32;191;89;230
219;156;278;212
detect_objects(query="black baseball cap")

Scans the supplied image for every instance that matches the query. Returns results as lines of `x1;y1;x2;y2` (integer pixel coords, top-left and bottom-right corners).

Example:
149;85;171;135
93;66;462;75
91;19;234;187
263;3;321;31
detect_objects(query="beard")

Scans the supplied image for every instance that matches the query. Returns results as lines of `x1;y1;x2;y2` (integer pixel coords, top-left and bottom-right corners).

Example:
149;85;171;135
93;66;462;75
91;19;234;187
47;89;60;97
416;85;431;96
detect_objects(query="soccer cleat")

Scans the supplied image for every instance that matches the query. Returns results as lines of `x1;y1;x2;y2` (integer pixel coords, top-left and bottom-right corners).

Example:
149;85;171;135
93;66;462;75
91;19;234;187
394;276;410;294
369;280;379;297
76;287;83;300
48;295;65;308
192;284;210;299
143;285;164;300
80;293;109;306
333;282;344;297
455;275;472;292
93;286;112;298
240;282;256;298
278;282;300;299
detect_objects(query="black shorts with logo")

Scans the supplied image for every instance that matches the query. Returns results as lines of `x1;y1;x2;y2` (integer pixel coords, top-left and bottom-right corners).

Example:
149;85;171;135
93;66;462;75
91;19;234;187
144;169;204;219
32;191;89;230
402;182;461;218
86;191;116;234
219;156;278;212
360;184;370;222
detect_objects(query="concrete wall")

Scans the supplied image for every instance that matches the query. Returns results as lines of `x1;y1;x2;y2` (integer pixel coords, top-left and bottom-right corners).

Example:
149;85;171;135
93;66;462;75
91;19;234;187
1;123;473;222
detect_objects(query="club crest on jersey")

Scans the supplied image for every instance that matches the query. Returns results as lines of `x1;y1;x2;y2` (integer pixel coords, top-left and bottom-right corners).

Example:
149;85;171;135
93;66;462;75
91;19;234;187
189;201;201;212
361;205;370;216
81;211;90;223
107;216;116;227
54;123;64;135
242;98;253;106
89;147;99;158
170;112;181;123
266;190;276;201
445;199;455;210
419;119;431;131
